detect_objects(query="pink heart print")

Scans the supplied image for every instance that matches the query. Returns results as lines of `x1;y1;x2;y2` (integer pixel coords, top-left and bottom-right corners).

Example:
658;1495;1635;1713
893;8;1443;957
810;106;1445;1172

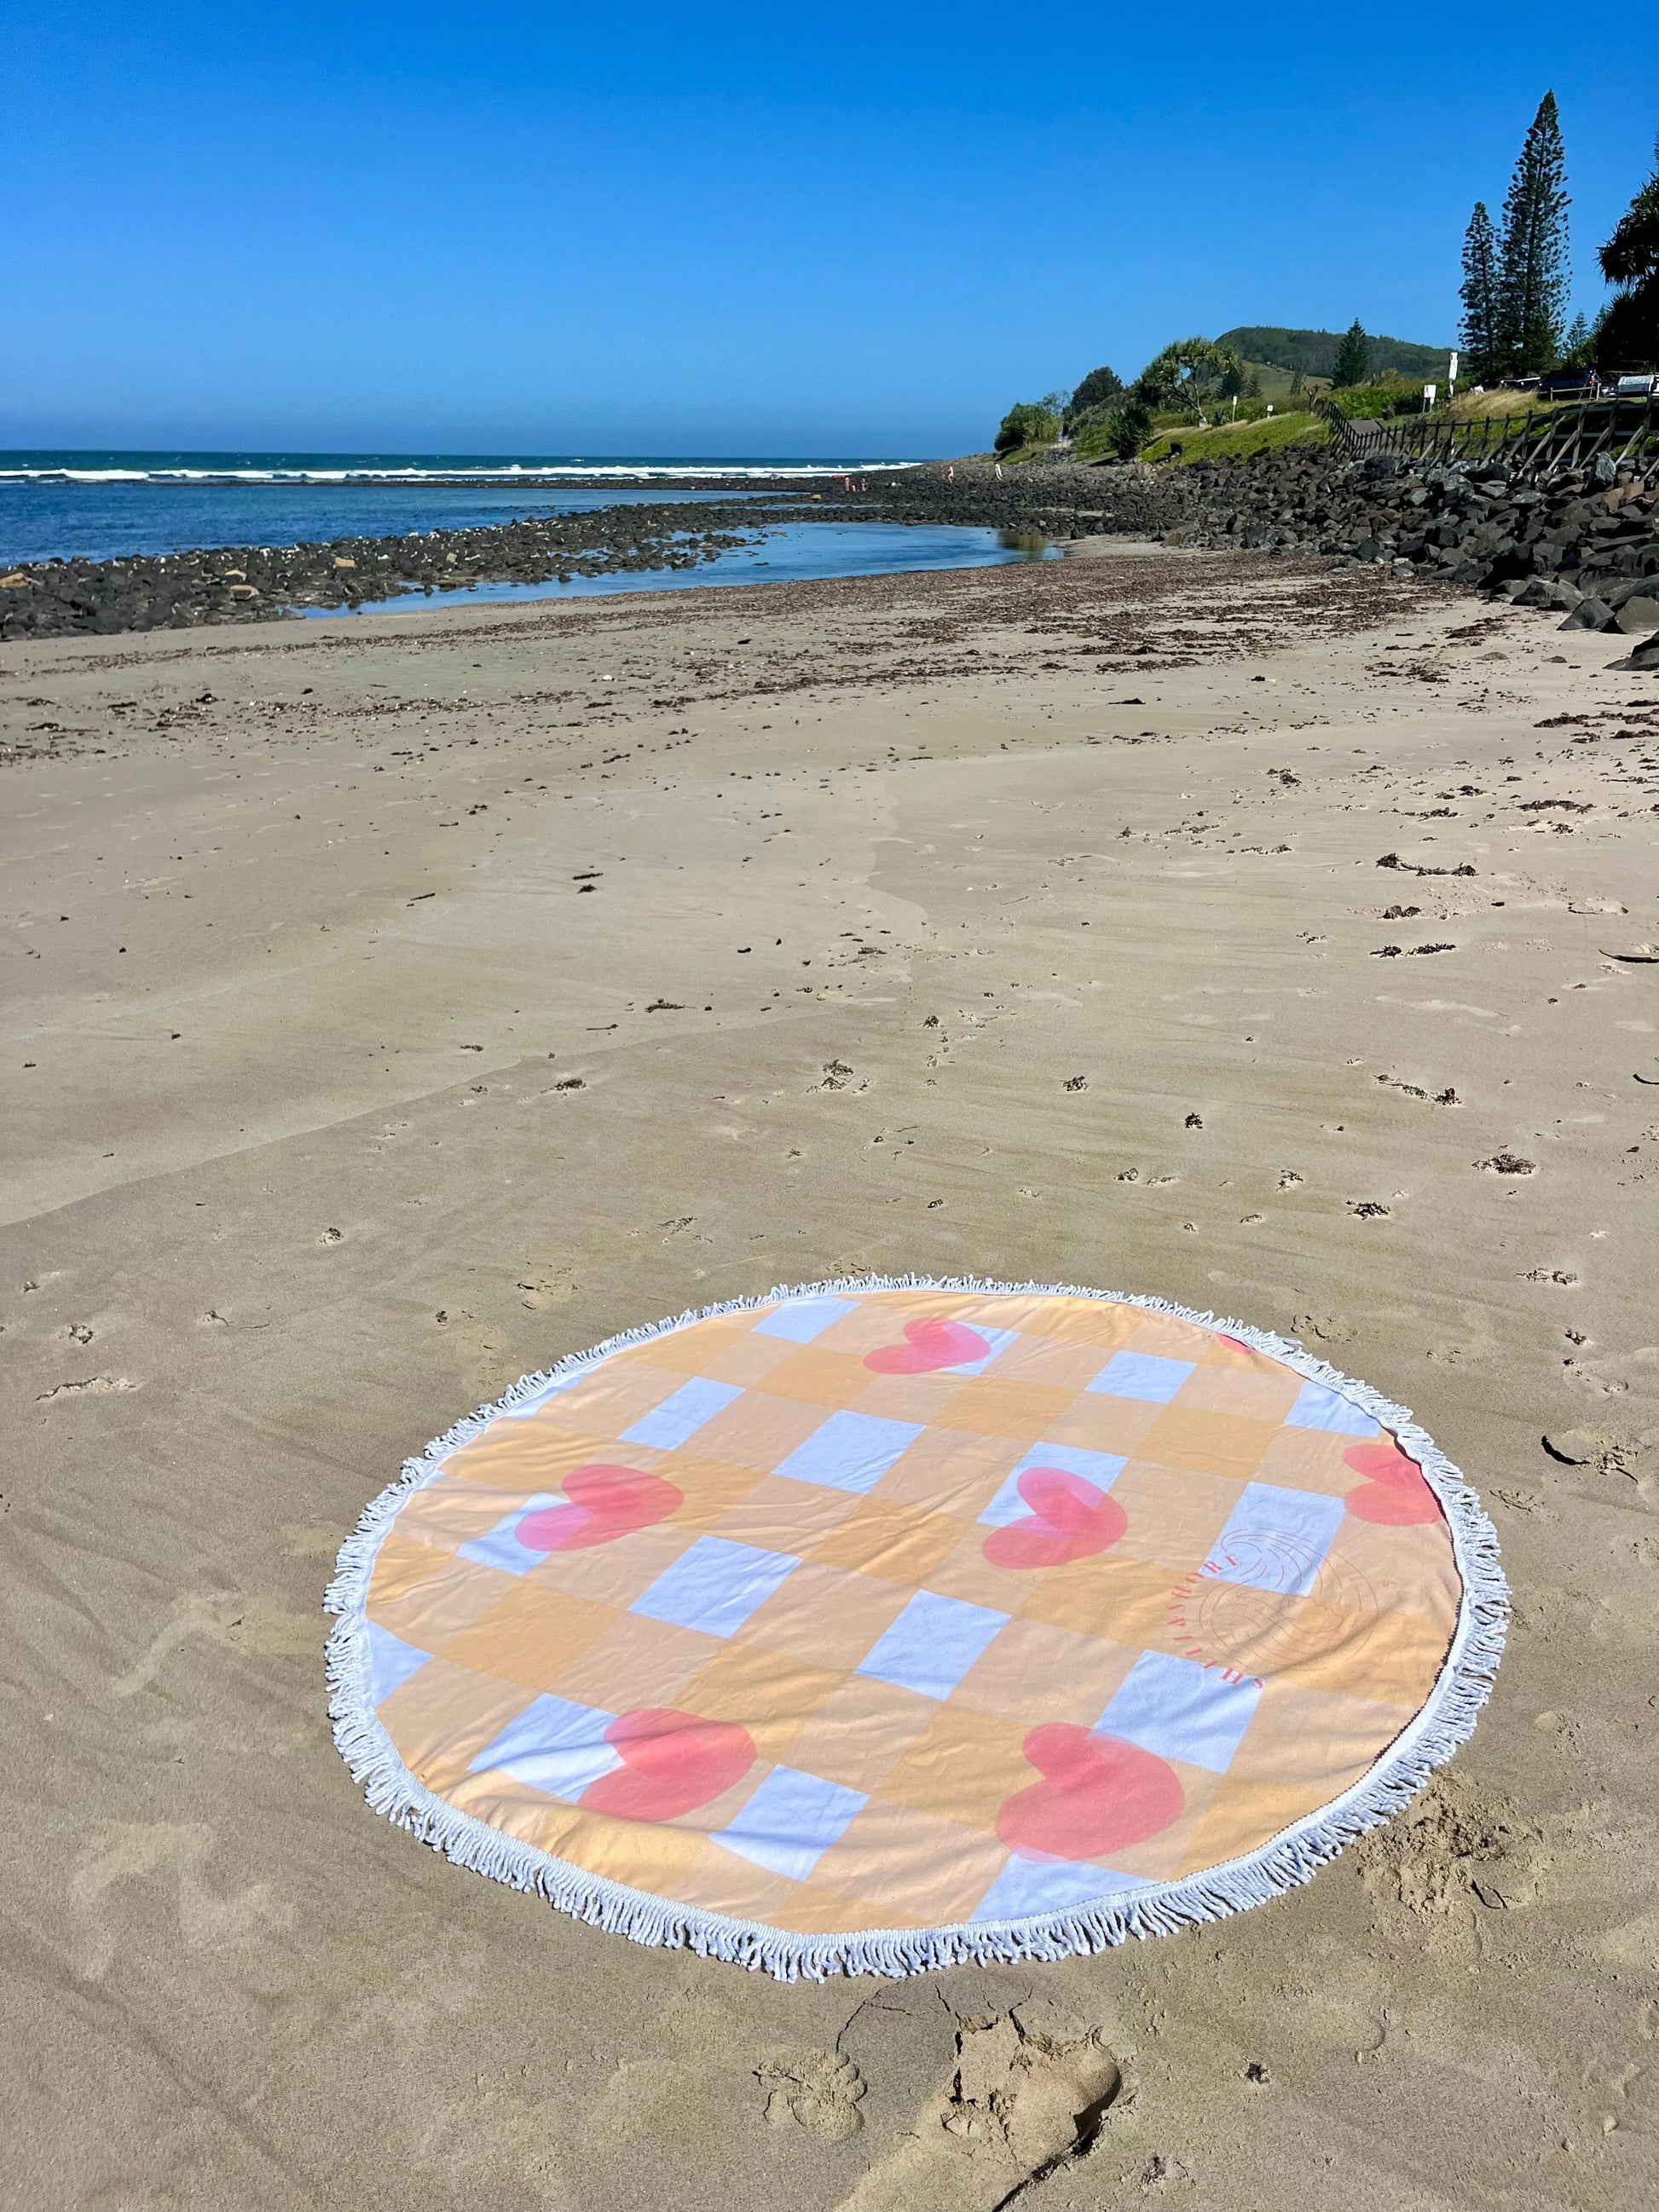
515;1464;683;1553
864;1316;991;1374
1341;1441;1442;1526
581;1707;757;1822
997;1724;1185;1860
982;1466;1129;1570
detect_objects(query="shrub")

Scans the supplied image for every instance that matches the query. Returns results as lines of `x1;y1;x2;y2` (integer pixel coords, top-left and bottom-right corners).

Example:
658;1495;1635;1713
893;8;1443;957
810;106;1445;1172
1101;392;1155;459
1066;401;1116;440
994;401;1061;453
1064;366;1124;425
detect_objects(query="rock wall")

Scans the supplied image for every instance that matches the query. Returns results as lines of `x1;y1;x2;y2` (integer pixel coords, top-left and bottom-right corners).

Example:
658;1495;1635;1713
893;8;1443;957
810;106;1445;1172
1159;448;1658;654
869;448;1659;667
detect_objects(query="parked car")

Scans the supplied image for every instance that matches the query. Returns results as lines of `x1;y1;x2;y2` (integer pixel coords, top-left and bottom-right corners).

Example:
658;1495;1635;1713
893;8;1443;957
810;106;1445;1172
1614;372;1657;398
1538;367;1601;400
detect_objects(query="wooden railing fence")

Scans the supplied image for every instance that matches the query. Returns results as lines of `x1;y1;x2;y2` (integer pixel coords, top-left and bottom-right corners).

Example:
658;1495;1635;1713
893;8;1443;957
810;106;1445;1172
1312;394;1659;484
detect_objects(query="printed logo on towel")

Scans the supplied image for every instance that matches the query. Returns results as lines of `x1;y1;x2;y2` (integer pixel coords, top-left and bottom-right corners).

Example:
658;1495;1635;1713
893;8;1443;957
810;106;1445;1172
1168;1481;1381;1685
582;1707;756;1822
981;1465;1128;1569
864;1317;991;1374
1341;1441;1443;1526
997;1724;1184;1860
516;1464;682;1552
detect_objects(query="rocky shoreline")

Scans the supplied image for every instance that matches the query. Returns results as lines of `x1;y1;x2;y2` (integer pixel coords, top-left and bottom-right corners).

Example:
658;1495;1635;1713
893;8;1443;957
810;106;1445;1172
1148;448;1659;652
0;498;818;640
873;456;1659;661
3;447;1656;660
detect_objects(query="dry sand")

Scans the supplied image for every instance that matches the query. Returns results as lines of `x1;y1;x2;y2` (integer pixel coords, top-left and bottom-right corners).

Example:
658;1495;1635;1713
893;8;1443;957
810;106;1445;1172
4;549;1658;2210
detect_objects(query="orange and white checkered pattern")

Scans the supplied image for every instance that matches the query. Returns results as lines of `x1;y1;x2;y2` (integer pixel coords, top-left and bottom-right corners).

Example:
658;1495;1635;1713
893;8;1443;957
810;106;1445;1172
356;1289;1461;1938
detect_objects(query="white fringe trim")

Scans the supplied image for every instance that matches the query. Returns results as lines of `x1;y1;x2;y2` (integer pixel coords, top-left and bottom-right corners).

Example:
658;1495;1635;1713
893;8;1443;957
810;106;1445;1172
325;1275;1507;1981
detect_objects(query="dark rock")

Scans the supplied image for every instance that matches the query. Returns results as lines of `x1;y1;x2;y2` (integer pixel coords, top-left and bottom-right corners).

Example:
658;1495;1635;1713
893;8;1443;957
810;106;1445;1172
1562;598;1617;631
1514;578;1580;610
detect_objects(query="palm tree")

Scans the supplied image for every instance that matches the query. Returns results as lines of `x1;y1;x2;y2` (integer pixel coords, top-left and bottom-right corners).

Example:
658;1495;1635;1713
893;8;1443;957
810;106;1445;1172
1597;141;1659;369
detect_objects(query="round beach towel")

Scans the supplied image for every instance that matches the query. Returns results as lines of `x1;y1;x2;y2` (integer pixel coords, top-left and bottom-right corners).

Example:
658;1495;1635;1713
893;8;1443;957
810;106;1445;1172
327;1279;1506;1979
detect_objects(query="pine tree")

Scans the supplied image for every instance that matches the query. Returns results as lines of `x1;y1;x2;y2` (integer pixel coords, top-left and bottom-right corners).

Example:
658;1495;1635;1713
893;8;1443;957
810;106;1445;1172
1494;92;1570;375
1331;321;1370;388
1458;202;1500;380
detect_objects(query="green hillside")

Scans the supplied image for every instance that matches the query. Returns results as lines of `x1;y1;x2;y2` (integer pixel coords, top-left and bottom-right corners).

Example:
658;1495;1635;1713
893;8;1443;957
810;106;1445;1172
1219;325;1452;381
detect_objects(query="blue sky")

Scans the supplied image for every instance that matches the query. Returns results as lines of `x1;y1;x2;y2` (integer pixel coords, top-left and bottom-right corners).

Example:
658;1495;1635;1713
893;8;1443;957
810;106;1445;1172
1;4;1649;454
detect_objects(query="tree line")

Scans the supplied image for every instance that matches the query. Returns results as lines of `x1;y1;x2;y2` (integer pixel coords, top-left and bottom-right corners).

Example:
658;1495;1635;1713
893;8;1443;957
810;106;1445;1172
994;326;1374;461
1460;93;1658;380
993;96;1658;462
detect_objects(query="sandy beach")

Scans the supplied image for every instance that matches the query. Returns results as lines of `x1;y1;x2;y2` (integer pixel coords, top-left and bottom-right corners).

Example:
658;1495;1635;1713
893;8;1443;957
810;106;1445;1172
6;546;1658;2209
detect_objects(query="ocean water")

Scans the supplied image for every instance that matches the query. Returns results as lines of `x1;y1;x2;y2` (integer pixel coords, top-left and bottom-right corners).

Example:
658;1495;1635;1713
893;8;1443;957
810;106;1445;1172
317;521;1059;617
0;450;921;565
0;450;1061;605
0;449;912;484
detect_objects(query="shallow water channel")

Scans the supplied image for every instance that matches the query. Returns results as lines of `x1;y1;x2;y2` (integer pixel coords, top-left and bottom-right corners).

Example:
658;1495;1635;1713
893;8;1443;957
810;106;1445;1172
316;522;1061;616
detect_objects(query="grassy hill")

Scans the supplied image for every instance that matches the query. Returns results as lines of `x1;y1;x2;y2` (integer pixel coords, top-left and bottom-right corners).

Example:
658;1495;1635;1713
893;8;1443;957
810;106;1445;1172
1138;412;1330;465
1219;325;1452;382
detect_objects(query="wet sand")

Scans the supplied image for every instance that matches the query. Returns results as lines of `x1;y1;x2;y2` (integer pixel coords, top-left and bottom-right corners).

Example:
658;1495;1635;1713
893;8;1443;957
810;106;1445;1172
5;549;1657;2209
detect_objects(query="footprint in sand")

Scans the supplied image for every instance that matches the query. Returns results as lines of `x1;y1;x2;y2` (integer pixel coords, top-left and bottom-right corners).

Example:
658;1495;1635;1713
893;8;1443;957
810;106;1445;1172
1292;1312;1354;1344
1358;1771;1541;1926
834;1999;1120;2212
757;2051;867;2144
